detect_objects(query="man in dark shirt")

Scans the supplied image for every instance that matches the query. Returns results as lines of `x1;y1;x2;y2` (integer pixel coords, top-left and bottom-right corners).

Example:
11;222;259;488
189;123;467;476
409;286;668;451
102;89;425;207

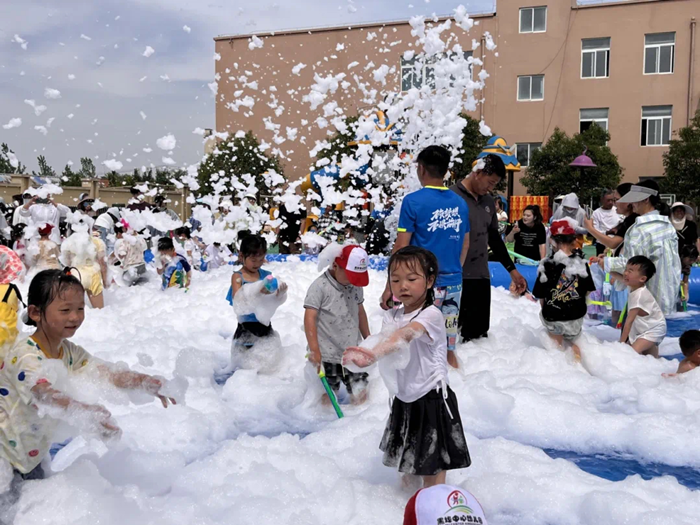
277;202;304;254
450;154;527;341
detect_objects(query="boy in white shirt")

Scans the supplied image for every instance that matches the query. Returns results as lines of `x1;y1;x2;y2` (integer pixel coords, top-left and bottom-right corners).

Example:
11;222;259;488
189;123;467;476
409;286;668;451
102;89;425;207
620;255;666;357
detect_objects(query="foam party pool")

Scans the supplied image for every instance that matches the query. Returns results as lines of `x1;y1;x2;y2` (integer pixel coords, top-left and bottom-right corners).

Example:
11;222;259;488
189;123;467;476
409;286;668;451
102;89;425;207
6;259;700;525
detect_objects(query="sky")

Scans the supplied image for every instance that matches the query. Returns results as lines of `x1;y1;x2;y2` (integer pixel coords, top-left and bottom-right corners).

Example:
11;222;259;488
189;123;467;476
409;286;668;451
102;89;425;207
0;0;500;176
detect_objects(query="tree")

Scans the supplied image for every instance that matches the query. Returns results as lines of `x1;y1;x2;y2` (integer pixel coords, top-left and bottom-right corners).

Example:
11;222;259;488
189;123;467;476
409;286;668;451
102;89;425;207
0;143;26;174
450;114;490;185
661;110;700;207
79;157;96;179
33;155;56;179
61;164;83;187
315;116;359;166
520;124;623;206
197;131;283;196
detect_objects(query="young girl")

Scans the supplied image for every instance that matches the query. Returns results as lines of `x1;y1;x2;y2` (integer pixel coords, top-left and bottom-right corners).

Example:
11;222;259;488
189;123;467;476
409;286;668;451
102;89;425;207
31;224;62;272
343;246;470;488
228;235;287;351
61;215;109;309
113;224;148;287
0;269;175;486
0;246;24;350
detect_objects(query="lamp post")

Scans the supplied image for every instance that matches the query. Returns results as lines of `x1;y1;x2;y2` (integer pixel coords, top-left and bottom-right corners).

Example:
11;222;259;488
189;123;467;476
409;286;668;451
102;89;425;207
569;148;597;208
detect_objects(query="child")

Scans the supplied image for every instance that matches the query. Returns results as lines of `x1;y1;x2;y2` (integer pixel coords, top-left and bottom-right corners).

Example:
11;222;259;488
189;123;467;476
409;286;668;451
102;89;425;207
343;246;470;488
0;270;175;489
619;255;666;357
11;224;27;267
679;245;699;311
0;246;24;350
674;330;700;374
60;216;109;309
175;226;200;270
157;237;191;290
229;235;286;349
113;225;148;286
203;242;232;270
304;244;371;405
533;220;596;361
33;224;61;271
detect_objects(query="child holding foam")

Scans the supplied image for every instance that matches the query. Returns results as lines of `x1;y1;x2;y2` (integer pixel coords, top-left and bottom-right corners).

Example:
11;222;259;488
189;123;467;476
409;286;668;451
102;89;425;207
343;246;470;488
229;235;287;352
304;244;371;405
0;269;175;490
619;255;666;357
157;237;192;290
533;220;596;361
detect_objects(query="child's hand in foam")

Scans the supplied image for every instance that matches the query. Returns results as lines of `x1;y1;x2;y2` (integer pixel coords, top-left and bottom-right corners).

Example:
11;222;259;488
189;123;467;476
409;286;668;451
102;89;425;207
343;347;376;368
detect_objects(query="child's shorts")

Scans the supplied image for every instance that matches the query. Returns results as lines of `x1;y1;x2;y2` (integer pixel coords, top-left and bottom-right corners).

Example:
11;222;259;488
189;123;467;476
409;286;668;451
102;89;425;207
77;266;103;296
322;362;368;396
380;386;471;476
434;284;462;351
540;313;584;342
234;322;273;349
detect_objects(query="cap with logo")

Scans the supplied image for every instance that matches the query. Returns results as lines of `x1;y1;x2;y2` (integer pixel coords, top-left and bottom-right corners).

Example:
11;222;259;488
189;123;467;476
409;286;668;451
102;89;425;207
335;245;369;287
404;485;487;525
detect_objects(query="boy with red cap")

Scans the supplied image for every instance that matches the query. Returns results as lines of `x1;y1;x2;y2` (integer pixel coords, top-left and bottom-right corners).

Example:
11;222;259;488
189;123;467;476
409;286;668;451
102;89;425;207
304;244;371;405
31;223;61;272
533;219;596;360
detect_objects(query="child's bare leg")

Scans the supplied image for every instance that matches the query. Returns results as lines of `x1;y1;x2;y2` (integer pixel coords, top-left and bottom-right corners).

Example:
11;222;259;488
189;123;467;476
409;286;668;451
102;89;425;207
401;473;422;491
350;388;368;405
631;338;659;358
447;351;459;369
611;310;621;327
571;341;582;361
88;292;104;309
548;333;564;348
422;471;446;488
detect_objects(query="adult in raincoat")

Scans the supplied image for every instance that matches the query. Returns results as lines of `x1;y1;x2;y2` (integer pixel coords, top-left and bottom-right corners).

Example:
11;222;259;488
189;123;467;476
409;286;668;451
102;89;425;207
601;180;681;316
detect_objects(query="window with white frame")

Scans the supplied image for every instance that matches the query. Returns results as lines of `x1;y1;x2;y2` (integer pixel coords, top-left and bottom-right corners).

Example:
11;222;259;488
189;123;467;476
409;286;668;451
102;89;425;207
400;52;473;91
641;105;672;146
516;143;542;167
644;32;675;74
580;108;609;133
520;7;547;33
581;37;610;78
517;75;544;101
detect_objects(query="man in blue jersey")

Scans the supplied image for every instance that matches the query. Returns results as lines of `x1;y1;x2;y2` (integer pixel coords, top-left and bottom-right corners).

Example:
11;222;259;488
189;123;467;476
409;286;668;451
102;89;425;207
380;145;470;368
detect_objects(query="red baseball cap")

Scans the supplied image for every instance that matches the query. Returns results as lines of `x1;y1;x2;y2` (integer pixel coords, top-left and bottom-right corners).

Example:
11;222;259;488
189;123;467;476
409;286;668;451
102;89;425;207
335;245;369;287
550;220;576;236
404;485;487;525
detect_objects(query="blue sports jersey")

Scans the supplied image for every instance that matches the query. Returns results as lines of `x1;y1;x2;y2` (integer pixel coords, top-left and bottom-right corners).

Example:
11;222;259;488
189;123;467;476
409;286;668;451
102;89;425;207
398;186;470;287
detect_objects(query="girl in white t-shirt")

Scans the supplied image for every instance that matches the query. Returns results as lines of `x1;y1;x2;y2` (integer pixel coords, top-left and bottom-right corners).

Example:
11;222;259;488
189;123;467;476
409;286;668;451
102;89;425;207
620;255;667;357
343;246;470;488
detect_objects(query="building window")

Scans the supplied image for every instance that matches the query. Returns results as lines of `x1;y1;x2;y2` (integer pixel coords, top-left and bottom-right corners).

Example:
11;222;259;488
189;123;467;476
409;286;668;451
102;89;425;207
641;105;672;146
580;108;609;133
520;7;547;33
517;75;544;101
581;37;610;78
644;32;675;74
400;52;472;91
516;143;542;167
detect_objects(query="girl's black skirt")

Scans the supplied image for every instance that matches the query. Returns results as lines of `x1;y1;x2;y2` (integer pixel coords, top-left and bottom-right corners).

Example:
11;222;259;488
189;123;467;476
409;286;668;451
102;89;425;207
380;385;471;476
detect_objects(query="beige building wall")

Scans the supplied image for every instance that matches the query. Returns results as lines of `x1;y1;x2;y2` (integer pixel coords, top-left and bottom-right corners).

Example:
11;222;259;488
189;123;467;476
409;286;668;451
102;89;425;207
214;0;699;196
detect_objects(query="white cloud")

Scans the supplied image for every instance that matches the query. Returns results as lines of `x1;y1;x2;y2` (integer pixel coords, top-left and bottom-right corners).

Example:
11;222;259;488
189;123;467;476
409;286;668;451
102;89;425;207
162;156;176;165
156;133;177;151
44;87;62;99
103;159;123;171
3;118;22;130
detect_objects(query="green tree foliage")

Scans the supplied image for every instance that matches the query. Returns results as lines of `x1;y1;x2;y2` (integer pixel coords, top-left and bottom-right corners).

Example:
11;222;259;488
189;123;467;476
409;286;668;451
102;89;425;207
661;111;700;207
33;155;56;179
61;164;83;187
79;157;96;179
0;143;26;174
450;114;490;184
197;131;283;196
315;116;359;166
520;125;623;206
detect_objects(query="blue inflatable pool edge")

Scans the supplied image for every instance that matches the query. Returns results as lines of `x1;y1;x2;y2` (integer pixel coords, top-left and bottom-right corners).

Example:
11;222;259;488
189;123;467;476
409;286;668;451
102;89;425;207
264;254;700;307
